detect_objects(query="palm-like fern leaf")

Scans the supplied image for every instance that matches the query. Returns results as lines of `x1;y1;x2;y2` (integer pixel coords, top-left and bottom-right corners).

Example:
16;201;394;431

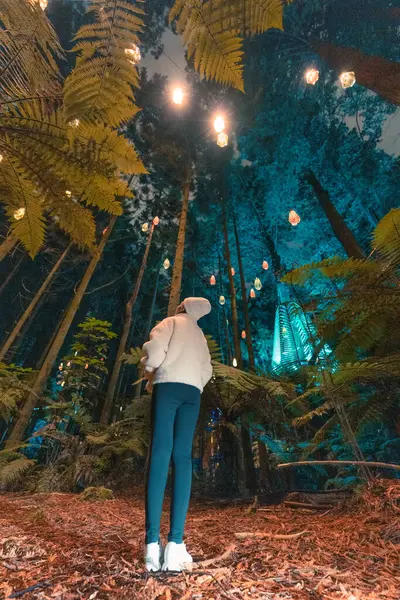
373;208;400;266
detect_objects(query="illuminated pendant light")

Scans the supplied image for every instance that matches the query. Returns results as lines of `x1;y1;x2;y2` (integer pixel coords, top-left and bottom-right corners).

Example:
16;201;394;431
39;0;48;9
231;267;235;276
254;277;262;291
125;44;141;65
13;207;25;221
85;363;89;369
219;295;226;306
232;358;238;368
153;216;160;226
217;132;228;148
250;288;256;299
262;260;269;271
141;222;149;232
340;71;356;89
0;154;4;162
305;68;319;85
65;190;72;198
163;258;170;270
213;115;225;133
69;118;80;128
210;275;216;286
172;88;184;105
282;327;287;334
241;330;246;339
288;210;301;226
102;227;108;235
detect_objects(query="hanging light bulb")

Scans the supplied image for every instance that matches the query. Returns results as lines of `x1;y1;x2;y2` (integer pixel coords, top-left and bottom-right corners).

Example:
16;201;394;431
153;216;160;226
67;361;71;367
172;88;184;105
305;68;319;85
231;267;235;276
163;258;170;270
13;207;25;220
217;132;228;148
262;260;269;270
58;362;64;371
232;358;238;368
288;210;301;226
141;222;149;232
0;154;4;162
124;44;141;65
69;118;80;128
219;295;226;306
210;275;216;286
254;277;262;291
102;227;108;235
213;115;225;133
250;288;256;299
85;363;89;370
241;330;246;339
39;0;48;9
60;380;65;387
65;190;72;198
340;71;356;89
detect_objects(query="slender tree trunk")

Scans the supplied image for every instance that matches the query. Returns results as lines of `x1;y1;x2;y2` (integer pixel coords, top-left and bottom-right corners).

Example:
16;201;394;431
222;206;242;367
233;214;255;367
7;218;116;444
0;244;71;363
306;171;365;259
0;235;17;262
168;168;191;317
312;41;400;106
101;222;156;424
0;253;24;297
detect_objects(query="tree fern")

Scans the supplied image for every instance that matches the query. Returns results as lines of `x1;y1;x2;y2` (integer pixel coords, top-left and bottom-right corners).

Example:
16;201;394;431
0;454;35;484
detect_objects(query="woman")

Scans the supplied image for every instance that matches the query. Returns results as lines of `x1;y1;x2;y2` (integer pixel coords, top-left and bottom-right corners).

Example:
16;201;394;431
141;297;212;572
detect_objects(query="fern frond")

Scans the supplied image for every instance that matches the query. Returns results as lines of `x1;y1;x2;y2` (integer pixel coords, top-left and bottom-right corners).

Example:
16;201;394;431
0;456;35;484
373;208;400;266
282;256;380;286
122;347;145;365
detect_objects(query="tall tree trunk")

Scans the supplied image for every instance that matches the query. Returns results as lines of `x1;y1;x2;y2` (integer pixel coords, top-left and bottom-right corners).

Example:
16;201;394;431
233;214;255;367
312;41;400;106
306;171;365;259
0;244;71;362
101;221;156;424
0;253;24;297
168;168;191;317
0;235;17;262
222;206;242;368
7;218;116;444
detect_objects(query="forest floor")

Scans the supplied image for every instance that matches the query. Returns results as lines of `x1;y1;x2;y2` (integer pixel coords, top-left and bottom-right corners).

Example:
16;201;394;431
0;481;399;600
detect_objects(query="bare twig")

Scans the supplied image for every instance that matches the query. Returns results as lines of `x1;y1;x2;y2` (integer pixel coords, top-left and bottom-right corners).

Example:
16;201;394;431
196;544;236;568
235;530;309;540
277;460;400;472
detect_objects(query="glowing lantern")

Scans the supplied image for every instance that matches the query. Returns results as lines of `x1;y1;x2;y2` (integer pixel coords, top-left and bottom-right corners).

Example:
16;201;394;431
58;362;63;370
254;277;262;291
39;0;48;9
163;258;170;270
60;380;65;387
65;190;72;198
142;222;149;233
217;132;228;148
282;327;287;334
102;227;108;235
241;330;246;339
85;363;89;370
13;207;25;220
210;275;216;286
305;69;319;85
0;154;3;162
67;361;71;367
288;210;301;226
262;260;269;270
231;267;235;276
69;118;80;128
213;115;225;133
172;88;184;105
125;44;141;65
219;295;226;306
153;216;160;226
232;358;238;368
340;71;356;89
250;288;256;299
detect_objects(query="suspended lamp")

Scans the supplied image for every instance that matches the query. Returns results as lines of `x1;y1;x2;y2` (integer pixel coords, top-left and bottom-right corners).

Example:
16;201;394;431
254;277;262;291
282;327;287;334
250;288;256;299
153;216;160;226
65;190;72;198
340;71;356;89
262;260;269;270
0;154;4;162
231;267;235;276
85;363;89;370
219;295;226;306
102;227;108;235
125;44;141;65
217;132;228;148
172;88;184;105
163;258;170;270
288;210;301;226
69;119;80;128
305;69;319;85
241;330;246;339
213;115;225;133
60;380;65;387
141;222;149;232
67;361;71;367
232;358;238;368
210;275;216;286
39;0;48;9
13;207;25;220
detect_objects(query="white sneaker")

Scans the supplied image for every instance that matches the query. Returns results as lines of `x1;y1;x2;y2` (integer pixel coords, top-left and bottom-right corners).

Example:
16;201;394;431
162;542;193;572
145;542;162;572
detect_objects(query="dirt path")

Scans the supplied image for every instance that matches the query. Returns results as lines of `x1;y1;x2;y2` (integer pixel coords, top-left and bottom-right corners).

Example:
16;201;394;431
0;487;399;599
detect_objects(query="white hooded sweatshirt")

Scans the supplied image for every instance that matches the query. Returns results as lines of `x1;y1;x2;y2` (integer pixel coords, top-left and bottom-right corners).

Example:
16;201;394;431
142;297;212;392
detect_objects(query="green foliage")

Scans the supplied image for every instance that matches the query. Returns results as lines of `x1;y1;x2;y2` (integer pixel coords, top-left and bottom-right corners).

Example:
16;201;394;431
79;486;114;501
0;363;34;420
0;448;35;485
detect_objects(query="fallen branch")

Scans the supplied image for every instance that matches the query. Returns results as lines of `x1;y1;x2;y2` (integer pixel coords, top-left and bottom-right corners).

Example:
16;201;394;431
196;544;236;568
284;501;333;510
277;460;400;472
235;530;309;540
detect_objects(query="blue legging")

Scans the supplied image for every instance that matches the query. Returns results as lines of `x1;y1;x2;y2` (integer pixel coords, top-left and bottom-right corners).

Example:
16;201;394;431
145;382;200;544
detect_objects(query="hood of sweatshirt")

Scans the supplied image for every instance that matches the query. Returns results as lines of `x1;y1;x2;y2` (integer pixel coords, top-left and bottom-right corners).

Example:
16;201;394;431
181;297;211;321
